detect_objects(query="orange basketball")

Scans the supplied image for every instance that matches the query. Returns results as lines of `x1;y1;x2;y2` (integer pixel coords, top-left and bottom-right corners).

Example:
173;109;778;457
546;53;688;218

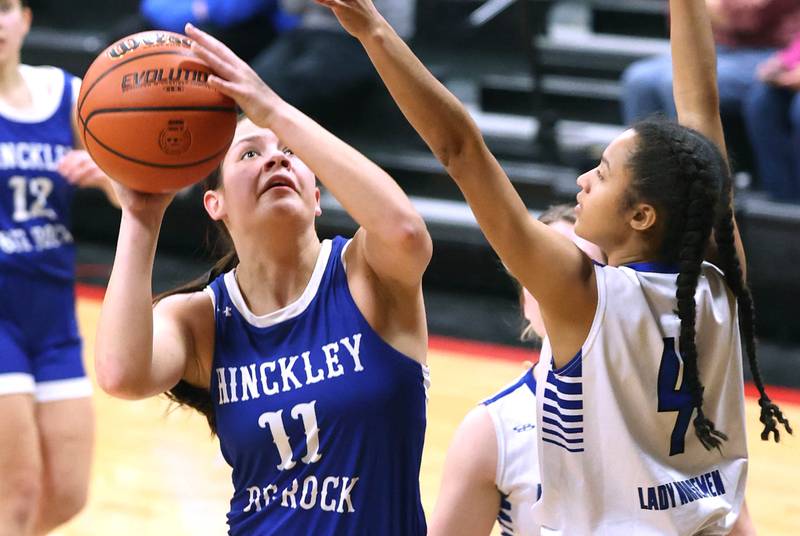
78;31;237;193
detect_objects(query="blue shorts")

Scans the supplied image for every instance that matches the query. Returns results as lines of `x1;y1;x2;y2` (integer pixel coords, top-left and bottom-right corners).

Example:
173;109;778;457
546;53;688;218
0;272;91;401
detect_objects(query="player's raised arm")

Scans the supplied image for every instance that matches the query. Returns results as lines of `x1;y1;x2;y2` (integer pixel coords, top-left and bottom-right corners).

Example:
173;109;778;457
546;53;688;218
670;0;747;273
94;187;206;400
313;0;597;344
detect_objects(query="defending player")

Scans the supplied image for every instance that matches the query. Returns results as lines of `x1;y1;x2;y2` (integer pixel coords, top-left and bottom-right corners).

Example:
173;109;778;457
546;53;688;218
0;1;117;533
429;206;757;535
94;24;431;535
319;0;790;532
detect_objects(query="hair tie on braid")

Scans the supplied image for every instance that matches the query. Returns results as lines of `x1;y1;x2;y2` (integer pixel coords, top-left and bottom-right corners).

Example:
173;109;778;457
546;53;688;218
758;396;794;442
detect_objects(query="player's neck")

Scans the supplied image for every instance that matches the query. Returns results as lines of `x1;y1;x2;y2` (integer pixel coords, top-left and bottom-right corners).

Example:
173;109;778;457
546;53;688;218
0;61;31;109
233;230;322;315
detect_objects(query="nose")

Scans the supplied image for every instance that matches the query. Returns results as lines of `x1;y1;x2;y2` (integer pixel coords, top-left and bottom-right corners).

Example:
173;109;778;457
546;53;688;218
576;171;590;192
264;151;291;172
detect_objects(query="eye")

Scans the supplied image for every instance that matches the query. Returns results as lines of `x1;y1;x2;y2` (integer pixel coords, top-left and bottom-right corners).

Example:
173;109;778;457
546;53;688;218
282;147;294;156
595;168;604;181
240;149;259;160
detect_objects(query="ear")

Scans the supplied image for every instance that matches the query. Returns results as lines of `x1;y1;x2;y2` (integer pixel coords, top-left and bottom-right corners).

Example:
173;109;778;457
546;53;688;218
204;189;225;221
314;186;322;217
22;6;32;34
629;202;658;232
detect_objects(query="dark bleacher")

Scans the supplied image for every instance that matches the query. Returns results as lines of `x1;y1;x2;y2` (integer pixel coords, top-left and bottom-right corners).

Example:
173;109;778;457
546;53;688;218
23;1;140;76
26;0;800;342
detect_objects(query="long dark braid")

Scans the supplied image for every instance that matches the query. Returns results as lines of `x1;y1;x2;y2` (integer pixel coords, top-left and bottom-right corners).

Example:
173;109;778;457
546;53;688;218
712;193;793;442
672;147;729;450
629;119;728;450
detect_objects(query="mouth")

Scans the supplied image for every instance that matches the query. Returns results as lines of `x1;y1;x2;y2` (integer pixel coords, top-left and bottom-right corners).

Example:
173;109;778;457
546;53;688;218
259;172;297;196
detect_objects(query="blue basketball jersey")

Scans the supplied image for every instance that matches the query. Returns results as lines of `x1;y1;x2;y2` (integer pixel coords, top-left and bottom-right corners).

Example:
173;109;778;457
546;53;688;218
0;66;76;282
205;237;429;535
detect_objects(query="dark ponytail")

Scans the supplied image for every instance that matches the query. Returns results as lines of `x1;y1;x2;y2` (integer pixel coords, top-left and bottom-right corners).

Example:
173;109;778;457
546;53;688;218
156;165;237;435
628;118;790;451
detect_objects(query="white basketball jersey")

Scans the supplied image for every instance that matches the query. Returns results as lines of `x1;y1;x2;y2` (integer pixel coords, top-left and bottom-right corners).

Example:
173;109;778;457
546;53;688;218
532;262;747;535
483;368;541;536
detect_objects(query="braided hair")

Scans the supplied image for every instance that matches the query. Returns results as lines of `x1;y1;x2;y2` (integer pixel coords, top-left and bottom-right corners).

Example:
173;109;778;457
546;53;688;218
627;118;791;450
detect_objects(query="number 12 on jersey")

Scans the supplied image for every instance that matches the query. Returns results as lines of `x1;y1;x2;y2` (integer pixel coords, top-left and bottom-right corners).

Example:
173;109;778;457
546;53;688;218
657;337;694;456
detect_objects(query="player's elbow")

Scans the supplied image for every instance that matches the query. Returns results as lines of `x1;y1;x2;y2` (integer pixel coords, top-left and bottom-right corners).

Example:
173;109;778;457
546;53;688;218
95;356;151;400
431;114;483;171
392;213;433;266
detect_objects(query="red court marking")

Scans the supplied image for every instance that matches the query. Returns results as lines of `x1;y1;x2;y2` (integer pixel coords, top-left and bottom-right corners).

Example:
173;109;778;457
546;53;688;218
744;383;800;405
77;283;105;301
76;285;800;405
429;334;538;364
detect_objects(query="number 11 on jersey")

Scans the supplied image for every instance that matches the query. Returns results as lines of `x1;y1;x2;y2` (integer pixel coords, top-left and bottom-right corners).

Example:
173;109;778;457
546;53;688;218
258;400;323;471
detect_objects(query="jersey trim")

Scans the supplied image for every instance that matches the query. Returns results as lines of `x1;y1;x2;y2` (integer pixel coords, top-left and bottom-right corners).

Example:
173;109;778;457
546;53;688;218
340;237;352;271
0;372;35;395
35;377;92;402
203;285;216;309
223;239;332;328
483;368;535;406
0;66;69;123
624;261;680;273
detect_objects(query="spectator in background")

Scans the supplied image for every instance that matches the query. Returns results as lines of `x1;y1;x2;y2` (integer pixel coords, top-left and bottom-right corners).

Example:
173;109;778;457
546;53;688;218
138;0;298;61
250;0;414;123
621;0;800;127
743;34;800;202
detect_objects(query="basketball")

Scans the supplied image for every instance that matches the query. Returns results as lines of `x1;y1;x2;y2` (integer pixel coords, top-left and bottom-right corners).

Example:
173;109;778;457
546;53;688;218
77;31;237;193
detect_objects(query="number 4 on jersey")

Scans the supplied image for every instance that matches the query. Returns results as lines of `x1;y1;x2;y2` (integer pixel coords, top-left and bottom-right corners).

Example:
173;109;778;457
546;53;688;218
657;337;694;456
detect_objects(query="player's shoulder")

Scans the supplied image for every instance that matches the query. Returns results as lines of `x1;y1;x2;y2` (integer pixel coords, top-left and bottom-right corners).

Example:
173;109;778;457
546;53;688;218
451;404;498;482
155;290;214;328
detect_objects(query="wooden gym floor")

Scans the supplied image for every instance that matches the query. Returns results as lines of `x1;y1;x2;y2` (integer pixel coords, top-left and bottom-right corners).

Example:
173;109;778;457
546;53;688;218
52;290;799;535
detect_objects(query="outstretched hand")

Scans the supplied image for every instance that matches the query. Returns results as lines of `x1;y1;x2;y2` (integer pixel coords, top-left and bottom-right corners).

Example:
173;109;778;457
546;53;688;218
108;179;176;220
59;150;110;189
185;23;281;126
314;0;385;40
58;150;120;207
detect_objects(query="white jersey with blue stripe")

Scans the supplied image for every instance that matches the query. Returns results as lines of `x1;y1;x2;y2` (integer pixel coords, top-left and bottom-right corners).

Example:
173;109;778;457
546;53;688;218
482;367;541;536
531;261;747;535
204;236;429;535
0;65;80;281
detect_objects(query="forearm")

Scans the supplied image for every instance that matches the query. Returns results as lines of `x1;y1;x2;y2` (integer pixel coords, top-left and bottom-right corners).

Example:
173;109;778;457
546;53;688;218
95;211;163;398
671;0;722;139
358;19;484;171
267;101;426;244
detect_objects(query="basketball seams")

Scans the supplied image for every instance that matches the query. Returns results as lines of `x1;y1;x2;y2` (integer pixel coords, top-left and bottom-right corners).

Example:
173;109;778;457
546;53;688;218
77;50;199;120
84;106;235;124
83;126;233;169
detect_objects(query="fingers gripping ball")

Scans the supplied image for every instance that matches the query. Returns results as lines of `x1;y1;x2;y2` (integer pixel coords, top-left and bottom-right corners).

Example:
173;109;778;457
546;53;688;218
78;31;237;193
